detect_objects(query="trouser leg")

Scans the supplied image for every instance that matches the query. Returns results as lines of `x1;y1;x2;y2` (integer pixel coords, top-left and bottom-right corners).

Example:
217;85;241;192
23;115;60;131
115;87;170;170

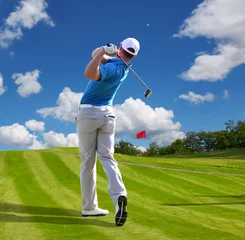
79;131;98;211
97;115;127;206
76;113;100;211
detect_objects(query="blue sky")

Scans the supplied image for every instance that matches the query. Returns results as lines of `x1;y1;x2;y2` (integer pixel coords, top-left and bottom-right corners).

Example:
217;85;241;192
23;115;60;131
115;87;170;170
0;0;245;151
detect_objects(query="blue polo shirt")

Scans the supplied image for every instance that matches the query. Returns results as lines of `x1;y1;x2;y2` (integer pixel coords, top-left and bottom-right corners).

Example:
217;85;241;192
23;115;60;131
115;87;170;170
80;58;129;106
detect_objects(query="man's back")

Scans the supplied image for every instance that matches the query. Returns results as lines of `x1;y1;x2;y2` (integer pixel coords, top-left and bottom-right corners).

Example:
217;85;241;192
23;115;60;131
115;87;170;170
81;58;129;106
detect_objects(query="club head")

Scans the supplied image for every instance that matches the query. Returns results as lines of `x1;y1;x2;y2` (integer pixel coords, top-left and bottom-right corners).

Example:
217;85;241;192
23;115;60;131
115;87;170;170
144;89;152;98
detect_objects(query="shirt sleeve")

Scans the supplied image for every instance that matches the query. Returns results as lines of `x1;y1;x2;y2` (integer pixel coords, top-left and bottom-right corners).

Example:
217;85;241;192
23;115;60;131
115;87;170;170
99;63;117;81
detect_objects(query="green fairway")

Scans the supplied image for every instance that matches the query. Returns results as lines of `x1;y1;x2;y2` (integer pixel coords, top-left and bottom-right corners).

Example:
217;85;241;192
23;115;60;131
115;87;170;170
1;149;245;239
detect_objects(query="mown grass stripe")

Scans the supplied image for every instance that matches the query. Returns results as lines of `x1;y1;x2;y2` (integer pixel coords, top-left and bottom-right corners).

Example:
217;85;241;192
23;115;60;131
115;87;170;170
54;152;132;213
63;156;172;238
117;165;245;238
0;152;5;204
119;164;218;205
39;152;112;210
3;152;48;239
38;152;80;194
24;151;81;213
3;151;114;239
2;149;245;239
25;151;117;239
164;171;245;212
41;149;245;176
156;168;245;218
125;193;241;240
1;152;35;239
165;170;243;197
115;154;245;175
41;152;174;239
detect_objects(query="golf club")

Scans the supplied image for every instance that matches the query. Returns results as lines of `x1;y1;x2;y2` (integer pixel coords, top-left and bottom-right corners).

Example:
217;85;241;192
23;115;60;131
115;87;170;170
117;54;152;98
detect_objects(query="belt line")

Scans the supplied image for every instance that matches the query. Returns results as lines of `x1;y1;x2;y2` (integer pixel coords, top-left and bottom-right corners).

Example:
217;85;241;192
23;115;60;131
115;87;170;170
79;104;113;109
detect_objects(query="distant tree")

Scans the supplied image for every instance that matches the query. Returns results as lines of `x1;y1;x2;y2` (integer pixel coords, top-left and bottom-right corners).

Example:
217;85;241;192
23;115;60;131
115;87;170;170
213;130;230;150
164;145;175;155
116;120;245;157
158;145;174;155
145;142;160;156
224;120;236;148
170;139;185;153
197;131;215;151
225;120;235;131
183;132;203;152
158;145;167;155
234;121;245;148
115;140;142;156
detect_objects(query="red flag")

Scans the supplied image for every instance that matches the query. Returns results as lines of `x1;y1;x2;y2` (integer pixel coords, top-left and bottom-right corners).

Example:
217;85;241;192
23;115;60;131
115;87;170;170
136;130;146;139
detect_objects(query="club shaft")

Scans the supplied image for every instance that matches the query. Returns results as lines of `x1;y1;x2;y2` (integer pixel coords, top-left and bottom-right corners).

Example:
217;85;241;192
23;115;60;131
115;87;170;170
118;55;151;90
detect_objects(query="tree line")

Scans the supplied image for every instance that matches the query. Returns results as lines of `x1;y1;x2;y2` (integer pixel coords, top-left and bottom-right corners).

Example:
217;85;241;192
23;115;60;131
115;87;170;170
115;120;245;156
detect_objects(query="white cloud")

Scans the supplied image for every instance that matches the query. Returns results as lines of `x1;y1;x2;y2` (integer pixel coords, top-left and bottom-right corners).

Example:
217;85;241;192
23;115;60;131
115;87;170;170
43;131;78;148
114;97;185;145
0;122;78;149
37;87;83;122
174;0;245;81
223;90;229;99
179;91;215;105
29;139;45;149
180;44;245;81
0;0;54;48
37;89;185;145
0;123;35;147
136;146;147;152
0;74;6;95
13;69;42;97
0;27;23;49
25;119;45;132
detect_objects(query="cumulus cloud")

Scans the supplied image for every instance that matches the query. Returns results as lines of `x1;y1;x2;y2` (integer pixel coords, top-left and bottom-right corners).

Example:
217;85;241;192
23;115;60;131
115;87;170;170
136;146;147;152
0;74;6;95
0;122;78;149
43;131;78;148
114;98;185;145
37;88;185;145
180;44;245;81
25;119;45;132
37;87;83;122
174;0;245;81
223;90;229;99
179;91;215;105
0;97;185;149
13;70;42;97
0;123;36;147
29;139;45;149
0;0;54;48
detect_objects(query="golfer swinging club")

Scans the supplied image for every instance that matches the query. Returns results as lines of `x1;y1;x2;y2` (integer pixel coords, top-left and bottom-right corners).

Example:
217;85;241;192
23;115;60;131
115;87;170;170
76;38;140;226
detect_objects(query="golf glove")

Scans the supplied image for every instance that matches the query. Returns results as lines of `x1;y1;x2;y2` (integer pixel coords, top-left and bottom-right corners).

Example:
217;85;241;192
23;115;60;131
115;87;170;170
102;43;117;55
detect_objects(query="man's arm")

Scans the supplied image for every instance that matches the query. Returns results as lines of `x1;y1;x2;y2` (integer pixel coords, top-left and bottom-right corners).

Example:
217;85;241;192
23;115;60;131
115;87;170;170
91;47;109;65
84;44;117;81
84;48;105;80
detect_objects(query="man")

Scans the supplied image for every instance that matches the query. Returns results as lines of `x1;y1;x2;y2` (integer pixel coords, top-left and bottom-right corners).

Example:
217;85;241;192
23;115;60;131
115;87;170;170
76;38;140;226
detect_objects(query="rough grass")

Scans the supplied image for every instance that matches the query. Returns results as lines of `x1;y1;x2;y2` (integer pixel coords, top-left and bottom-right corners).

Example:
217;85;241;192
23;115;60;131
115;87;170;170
1;148;245;239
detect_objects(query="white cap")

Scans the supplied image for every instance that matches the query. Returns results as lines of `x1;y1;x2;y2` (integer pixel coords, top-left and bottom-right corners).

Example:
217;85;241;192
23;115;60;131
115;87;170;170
121;38;140;55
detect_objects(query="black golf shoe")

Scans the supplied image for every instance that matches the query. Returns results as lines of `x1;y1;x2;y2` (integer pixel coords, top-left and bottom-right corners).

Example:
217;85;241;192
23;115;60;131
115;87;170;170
115;196;128;226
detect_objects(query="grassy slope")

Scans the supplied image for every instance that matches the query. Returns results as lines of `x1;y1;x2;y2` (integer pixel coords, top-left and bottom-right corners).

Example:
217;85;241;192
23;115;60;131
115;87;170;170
0;148;245;240
51;147;245;175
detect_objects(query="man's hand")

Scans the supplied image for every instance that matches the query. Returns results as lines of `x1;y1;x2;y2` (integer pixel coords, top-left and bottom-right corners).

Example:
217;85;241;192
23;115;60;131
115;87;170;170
102;43;118;55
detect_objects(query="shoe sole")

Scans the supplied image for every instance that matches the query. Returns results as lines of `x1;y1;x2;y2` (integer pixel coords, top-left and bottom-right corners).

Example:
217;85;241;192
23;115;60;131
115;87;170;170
115;196;128;227
82;213;107;217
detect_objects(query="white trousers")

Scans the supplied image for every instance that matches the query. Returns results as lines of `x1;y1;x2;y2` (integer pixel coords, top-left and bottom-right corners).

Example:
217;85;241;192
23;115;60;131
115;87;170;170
76;105;127;211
